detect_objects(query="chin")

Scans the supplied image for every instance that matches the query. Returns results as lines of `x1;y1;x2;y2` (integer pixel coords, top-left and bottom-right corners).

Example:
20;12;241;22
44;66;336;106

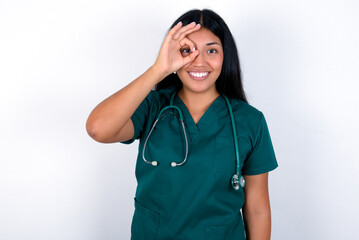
182;83;217;95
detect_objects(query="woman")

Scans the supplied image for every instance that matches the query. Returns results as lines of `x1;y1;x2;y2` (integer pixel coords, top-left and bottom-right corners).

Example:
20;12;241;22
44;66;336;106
86;9;278;240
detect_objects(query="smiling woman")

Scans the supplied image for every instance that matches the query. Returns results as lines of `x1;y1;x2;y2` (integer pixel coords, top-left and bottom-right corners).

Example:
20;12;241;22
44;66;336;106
86;9;278;240
176;28;223;98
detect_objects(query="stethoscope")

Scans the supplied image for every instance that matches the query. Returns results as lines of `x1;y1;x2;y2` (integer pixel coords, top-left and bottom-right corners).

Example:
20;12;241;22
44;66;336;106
142;92;245;190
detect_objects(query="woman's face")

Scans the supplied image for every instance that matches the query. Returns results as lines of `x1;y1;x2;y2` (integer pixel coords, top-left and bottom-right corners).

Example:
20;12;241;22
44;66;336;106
177;28;224;95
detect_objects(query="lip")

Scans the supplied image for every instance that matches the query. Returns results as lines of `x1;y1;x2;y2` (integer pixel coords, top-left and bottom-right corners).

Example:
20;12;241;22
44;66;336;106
188;71;210;80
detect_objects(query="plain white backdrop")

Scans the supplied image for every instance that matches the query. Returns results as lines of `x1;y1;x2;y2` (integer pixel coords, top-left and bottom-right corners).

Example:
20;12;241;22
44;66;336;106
1;0;358;239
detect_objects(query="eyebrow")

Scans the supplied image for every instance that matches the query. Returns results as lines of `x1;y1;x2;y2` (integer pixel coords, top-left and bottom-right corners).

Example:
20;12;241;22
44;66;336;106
206;42;221;46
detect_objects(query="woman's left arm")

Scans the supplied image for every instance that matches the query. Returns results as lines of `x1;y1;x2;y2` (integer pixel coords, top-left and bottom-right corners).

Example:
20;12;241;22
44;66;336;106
242;172;271;240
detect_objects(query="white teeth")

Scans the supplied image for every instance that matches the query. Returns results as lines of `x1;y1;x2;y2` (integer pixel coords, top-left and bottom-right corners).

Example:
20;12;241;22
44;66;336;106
189;72;209;78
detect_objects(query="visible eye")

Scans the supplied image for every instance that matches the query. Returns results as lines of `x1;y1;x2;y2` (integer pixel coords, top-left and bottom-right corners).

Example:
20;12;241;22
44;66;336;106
180;48;191;56
207;49;217;54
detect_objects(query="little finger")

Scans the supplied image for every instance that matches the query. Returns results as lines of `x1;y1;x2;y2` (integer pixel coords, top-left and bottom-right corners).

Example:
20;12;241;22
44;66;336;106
171;21;197;40
167;21;183;40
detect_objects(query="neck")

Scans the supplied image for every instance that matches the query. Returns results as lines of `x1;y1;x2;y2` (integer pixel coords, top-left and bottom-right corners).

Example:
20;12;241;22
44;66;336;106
178;88;220;114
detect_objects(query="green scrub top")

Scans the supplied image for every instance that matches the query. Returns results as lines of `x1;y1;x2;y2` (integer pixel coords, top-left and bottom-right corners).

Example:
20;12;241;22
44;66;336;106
122;87;278;240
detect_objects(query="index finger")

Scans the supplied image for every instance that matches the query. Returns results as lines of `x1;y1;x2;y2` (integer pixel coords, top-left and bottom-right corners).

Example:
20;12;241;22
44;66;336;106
177;23;201;40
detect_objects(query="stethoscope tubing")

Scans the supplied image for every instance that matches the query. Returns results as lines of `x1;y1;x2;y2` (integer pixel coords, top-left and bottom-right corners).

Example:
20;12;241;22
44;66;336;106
142;97;189;167
141;92;245;189
223;96;240;174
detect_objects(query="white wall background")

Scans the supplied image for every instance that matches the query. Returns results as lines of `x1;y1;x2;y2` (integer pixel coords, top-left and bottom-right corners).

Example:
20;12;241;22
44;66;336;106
1;0;358;239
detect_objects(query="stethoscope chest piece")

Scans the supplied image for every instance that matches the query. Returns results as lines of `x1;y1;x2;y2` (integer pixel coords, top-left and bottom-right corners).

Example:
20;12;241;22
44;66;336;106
231;173;245;190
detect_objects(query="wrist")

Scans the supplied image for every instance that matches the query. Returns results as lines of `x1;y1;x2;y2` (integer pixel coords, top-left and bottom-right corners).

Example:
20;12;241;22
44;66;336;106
150;64;170;80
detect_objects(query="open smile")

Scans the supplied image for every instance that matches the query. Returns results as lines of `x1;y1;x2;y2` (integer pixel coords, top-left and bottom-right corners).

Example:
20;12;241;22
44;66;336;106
188;71;210;80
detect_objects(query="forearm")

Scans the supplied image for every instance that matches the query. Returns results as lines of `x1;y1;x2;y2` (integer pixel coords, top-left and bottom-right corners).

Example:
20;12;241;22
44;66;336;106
243;208;271;240
86;22;200;143
86;65;166;142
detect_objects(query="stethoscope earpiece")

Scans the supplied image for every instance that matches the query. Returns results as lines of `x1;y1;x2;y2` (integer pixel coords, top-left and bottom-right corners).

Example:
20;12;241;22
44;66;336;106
150;161;178;167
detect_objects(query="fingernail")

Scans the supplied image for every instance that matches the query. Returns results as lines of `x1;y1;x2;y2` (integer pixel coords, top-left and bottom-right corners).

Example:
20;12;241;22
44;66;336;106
191;21;196;24
196;23;200;26
192;47;196;52
177;21;182;25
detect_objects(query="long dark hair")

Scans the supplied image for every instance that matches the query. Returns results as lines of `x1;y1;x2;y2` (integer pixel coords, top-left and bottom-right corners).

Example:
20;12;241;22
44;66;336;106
155;9;248;103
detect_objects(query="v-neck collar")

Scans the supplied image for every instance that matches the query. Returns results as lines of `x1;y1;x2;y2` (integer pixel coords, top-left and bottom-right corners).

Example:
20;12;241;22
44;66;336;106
173;93;224;133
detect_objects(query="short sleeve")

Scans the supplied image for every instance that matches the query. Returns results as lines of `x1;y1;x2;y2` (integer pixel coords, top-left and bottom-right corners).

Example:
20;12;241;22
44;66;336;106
121;92;153;144
242;112;278;175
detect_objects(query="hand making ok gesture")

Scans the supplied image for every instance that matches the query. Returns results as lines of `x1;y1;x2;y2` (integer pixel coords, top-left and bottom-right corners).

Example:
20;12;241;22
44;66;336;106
153;21;201;77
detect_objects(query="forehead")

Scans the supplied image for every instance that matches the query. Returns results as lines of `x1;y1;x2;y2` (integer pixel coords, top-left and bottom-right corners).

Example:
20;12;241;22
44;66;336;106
186;28;222;46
